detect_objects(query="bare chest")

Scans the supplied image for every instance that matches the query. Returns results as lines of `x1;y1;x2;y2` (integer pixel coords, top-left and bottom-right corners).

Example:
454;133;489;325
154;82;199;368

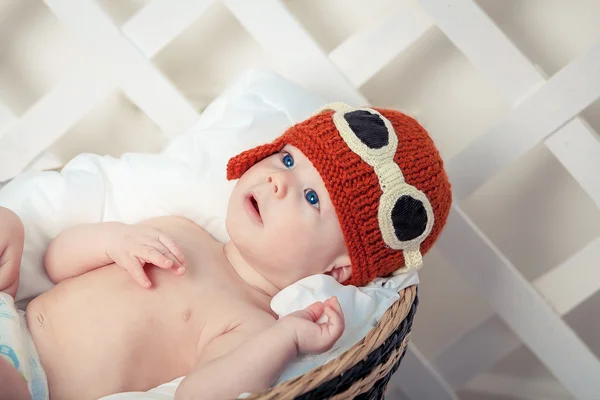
27;221;263;399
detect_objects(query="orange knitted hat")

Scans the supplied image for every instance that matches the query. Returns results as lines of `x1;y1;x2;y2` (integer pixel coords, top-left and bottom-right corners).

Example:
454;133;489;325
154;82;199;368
227;103;452;287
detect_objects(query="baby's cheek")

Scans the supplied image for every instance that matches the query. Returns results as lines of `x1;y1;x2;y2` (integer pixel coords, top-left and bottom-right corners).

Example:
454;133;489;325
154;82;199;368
269;226;309;260
268;212;313;245
272;230;304;256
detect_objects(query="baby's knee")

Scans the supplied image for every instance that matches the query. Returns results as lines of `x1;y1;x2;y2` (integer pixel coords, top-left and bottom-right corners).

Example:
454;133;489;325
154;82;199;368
0;355;31;400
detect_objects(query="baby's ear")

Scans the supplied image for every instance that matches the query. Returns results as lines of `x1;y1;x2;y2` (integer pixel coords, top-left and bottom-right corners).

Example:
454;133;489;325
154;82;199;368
329;255;352;283
330;266;352;283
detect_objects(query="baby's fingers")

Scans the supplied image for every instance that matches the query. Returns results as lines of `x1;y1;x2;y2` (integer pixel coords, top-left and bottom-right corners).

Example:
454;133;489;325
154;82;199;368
158;235;186;267
125;257;151;288
323;298;345;339
303;301;326;322
162;251;186;275
149;242;185;275
327;297;344;322
138;245;174;271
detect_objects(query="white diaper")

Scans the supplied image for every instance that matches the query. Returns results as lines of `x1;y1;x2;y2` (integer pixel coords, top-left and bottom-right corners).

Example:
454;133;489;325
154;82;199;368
0;293;49;400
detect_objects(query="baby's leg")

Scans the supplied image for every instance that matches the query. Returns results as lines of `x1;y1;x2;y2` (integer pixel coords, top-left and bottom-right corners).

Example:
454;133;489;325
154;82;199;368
0;293;47;400
0;356;30;400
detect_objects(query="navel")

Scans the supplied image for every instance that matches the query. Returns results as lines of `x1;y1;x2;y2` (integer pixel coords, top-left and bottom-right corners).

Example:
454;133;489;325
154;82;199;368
36;313;45;328
182;308;191;322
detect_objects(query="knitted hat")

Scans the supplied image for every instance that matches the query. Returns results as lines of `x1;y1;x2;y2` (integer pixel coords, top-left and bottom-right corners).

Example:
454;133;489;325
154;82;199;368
227;103;452;287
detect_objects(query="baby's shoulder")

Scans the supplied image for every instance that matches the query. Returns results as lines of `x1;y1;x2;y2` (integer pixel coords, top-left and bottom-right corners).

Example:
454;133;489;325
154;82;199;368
139;215;214;242
138;214;201;230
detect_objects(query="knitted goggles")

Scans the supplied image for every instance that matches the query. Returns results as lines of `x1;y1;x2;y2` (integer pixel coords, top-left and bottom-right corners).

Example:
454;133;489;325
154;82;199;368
319;103;435;271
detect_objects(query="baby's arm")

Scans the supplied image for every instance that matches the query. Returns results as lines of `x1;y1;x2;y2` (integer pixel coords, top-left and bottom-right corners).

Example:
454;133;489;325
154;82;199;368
177;322;297;400
0;206;25;297
44;222;124;283
44;220;186;287
175;297;344;400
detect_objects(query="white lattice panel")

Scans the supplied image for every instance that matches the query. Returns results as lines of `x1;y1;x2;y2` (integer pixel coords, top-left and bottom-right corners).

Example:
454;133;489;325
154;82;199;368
1;1;599;399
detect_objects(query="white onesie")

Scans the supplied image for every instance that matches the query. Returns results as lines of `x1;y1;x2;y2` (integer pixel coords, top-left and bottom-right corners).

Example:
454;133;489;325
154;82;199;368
0;293;49;400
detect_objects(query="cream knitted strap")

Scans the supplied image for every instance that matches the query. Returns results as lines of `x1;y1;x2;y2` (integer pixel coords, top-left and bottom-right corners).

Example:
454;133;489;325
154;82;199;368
392;248;422;275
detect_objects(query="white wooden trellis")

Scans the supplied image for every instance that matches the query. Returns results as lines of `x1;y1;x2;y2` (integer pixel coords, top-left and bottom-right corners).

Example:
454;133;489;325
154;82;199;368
417;2;600;398
0;1;599;399
0;101;17;135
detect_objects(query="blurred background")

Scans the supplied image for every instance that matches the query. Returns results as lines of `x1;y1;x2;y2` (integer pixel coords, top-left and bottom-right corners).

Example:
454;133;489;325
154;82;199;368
1;1;600;399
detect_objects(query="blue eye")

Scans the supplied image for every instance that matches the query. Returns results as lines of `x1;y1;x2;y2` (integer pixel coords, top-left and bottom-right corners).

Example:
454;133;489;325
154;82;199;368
281;153;294;168
304;189;320;209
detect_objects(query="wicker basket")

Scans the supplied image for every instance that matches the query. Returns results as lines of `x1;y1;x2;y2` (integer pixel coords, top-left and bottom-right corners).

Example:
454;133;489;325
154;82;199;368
250;285;419;400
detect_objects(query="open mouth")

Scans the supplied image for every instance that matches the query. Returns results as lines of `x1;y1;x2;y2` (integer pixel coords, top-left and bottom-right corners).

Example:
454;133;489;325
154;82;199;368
250;196;260;216
246;194;263;224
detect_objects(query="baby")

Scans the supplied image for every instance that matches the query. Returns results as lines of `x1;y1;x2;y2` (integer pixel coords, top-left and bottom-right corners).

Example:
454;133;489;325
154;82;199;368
0;103;451;400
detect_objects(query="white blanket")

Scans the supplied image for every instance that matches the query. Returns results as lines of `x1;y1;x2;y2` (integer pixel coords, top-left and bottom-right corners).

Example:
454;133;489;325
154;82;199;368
0;69;418;399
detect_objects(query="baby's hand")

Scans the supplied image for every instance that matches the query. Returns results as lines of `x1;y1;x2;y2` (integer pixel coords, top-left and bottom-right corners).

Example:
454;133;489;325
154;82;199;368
0;207;25;297
106;223;186;288
278;297;345;356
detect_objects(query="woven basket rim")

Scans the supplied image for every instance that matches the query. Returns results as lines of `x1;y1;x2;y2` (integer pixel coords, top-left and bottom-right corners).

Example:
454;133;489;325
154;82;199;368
248;284;418;399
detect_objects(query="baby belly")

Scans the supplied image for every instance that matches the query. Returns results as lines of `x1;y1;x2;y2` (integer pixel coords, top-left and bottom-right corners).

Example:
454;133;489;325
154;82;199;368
26;265;198;400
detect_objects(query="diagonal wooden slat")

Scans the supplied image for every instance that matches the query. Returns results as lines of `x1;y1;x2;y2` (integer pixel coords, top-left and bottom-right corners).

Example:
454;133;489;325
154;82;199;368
0;100;17;136
225;0;367;105
0;58;117;182
418;0;544;103
121;0;215;59
0;0;206;181
391;343;458;400
44;0;200;138
435;206;600;400
464;373;573;400
545;119;600;210
329;4;434;88
446;40;600;201
436;237;600;389
435;315;519;389
534;237;600;316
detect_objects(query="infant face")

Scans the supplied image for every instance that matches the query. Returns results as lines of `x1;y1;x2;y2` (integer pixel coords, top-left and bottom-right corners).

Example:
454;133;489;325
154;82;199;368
226;145;349;289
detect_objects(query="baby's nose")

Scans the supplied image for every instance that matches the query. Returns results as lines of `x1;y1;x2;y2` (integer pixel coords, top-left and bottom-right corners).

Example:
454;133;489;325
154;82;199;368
267;174;288;198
